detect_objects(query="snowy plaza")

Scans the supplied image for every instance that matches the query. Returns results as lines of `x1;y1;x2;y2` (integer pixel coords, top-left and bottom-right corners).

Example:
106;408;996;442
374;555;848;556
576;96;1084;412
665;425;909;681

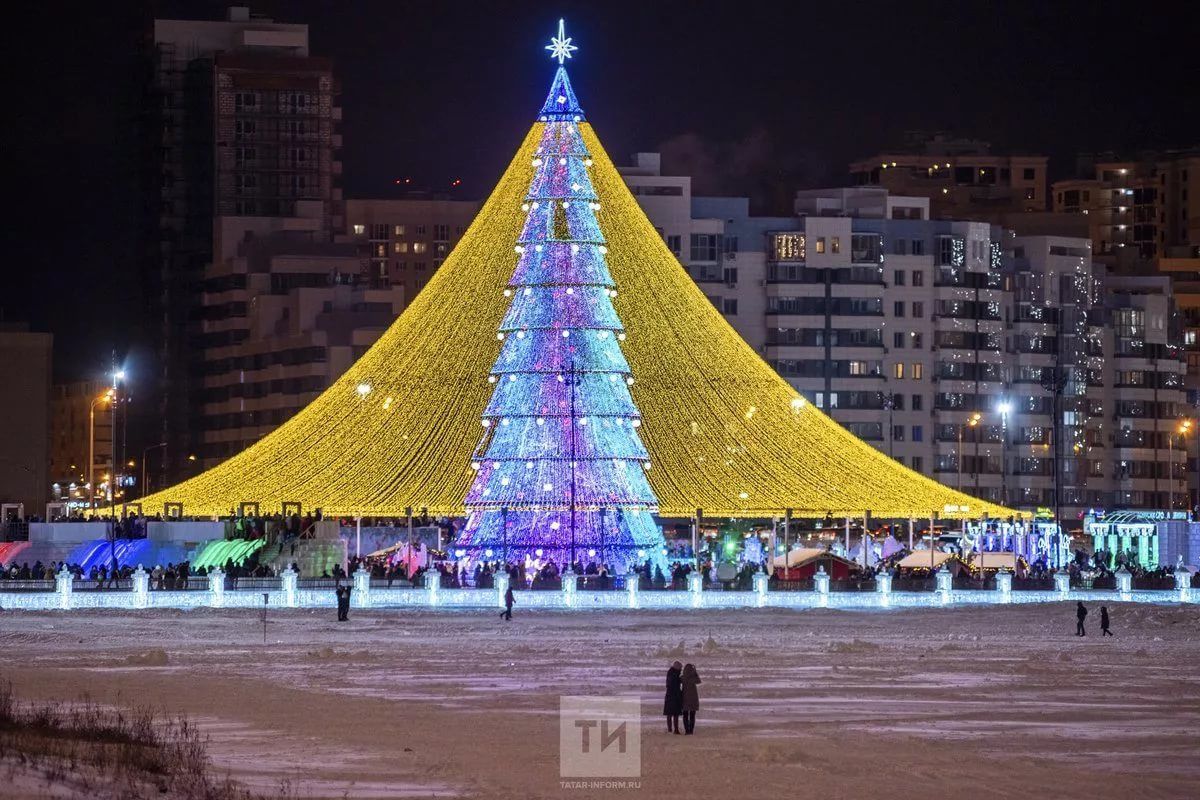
3;603;1198;799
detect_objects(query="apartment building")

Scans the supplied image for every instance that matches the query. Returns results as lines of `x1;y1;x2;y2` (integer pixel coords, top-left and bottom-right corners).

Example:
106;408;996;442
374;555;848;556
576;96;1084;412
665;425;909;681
621;156;1187;520
1052;149;1200;261
343;198;481;300
143;6;342;481
849;134;1048;221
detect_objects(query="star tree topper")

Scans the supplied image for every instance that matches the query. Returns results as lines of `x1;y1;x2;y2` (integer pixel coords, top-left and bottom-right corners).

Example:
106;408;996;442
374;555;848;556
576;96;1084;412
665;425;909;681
545;18;578;65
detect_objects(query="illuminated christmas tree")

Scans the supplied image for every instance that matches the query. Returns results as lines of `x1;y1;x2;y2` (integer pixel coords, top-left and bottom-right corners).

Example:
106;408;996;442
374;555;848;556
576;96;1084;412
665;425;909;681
455;21;664;570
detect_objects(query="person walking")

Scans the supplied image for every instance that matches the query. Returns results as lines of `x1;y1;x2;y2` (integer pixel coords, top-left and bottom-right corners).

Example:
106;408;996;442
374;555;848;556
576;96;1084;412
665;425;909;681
500;584;515;621
681;663;702;734
1075;601;1087;636
1100;605;1113;637
336;584;352;622
663;661;683;734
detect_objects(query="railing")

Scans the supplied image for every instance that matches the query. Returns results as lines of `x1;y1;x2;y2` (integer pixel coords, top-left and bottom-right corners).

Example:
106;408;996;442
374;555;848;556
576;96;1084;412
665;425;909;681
0;579;55;592
232;577;282;591
75;579;134;592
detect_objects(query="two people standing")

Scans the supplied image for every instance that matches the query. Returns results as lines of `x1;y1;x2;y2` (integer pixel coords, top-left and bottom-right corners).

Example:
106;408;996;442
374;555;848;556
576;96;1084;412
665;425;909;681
664;661;702;734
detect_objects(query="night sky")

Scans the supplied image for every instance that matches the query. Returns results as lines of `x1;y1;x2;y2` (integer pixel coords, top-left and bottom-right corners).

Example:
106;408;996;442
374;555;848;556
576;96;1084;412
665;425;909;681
5;0;1197;385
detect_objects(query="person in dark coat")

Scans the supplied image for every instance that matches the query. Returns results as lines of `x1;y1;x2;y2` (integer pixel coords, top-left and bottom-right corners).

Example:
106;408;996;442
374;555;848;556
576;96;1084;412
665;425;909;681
1100;606;1113;636
500;585;515;620
336;585;352;621
663;661;683;734
680;663;702;734
1075;601;1087;636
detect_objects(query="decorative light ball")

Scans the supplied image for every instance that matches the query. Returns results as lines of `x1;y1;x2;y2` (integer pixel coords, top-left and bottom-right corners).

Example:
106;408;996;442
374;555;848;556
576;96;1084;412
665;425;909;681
631;419;641;428
536;548;545;557
482;420;492;428
513;246;522;254
644;462;652;470
536;417;545;426
739;492;749;500
542;483;553;492
516;330;526;339
508;374;517;382
550;522;560;530
487;376;497;383
572;183;581;191
588;549;596;557
561;330;570;338
565;287;574;294
496;333;505;340
578;417;588;425
501;418;511;426
532;202;540;209
573;115;581;122
637;549;646;558
503;289;512;297
626;377;635;385
485;549;493;558
556;375;564;383
557;95;566;103
471;461;481;470
617;333;626;341
521;203;530;212
500;477;511;486
356;383;372;396
585;158;593;167
562;201;570;208
609;289;618;298
534;244;543;252
559;158;567;165
532;158;542;166
599;246;608;254
598;331;609;339
526;461;534;469
524;288;532;295
609;374;618;382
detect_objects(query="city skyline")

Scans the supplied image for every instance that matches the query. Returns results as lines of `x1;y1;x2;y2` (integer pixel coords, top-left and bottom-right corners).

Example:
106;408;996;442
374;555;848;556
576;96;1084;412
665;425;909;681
6;0;1199;382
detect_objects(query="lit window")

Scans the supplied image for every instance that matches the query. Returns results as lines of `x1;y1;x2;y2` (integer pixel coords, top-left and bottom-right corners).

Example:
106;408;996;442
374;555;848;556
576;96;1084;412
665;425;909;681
894;363;905;379
815;237;826;254
352;224;365;235
912;363;923;380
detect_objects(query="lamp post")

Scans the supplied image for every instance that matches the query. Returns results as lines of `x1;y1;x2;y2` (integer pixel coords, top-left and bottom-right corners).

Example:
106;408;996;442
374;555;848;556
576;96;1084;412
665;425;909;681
957;412;982;493
998;401;1011;507
87;388;115;513
1169;419;1191;514
141;442;167;499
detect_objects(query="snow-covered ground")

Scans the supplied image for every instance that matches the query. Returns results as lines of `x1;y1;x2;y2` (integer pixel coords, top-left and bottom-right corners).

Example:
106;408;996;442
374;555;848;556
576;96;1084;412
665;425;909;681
2;603;1198;799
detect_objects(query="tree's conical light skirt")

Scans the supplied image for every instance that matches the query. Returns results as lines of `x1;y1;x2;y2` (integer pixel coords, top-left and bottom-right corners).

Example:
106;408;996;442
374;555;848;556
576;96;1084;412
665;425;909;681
136;122;1015;521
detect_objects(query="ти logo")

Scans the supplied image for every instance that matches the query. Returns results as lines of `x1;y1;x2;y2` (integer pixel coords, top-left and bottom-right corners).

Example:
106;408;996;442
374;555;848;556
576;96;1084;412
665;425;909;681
559;695;641;778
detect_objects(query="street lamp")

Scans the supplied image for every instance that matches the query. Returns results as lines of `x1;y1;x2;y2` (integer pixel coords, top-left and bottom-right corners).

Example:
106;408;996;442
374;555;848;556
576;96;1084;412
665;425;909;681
958;412;982;493
998;401;1012;506
1169;419;1192;513
88;388;115;513
141;443;167;499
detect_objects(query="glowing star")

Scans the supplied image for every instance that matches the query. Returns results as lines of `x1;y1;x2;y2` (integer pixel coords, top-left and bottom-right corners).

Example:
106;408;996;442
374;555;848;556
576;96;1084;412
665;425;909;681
544;18;578;65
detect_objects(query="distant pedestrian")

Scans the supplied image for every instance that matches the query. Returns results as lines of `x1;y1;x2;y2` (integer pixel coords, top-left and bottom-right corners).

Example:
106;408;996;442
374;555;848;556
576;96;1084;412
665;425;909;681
664;661;683;734
681;663;702;734
1076;601;1087;636
1100;606;1113;637
336;585;351;621
500;585;515;621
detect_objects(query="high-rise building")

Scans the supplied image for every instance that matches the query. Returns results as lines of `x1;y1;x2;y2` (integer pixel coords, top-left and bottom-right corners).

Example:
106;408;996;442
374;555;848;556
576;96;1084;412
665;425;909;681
0;325;52;517
197;220;400;467
344;198;481;298
1051;149;1200;262
143;6;341;482
849;134;1048;221
621;155;1188;520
